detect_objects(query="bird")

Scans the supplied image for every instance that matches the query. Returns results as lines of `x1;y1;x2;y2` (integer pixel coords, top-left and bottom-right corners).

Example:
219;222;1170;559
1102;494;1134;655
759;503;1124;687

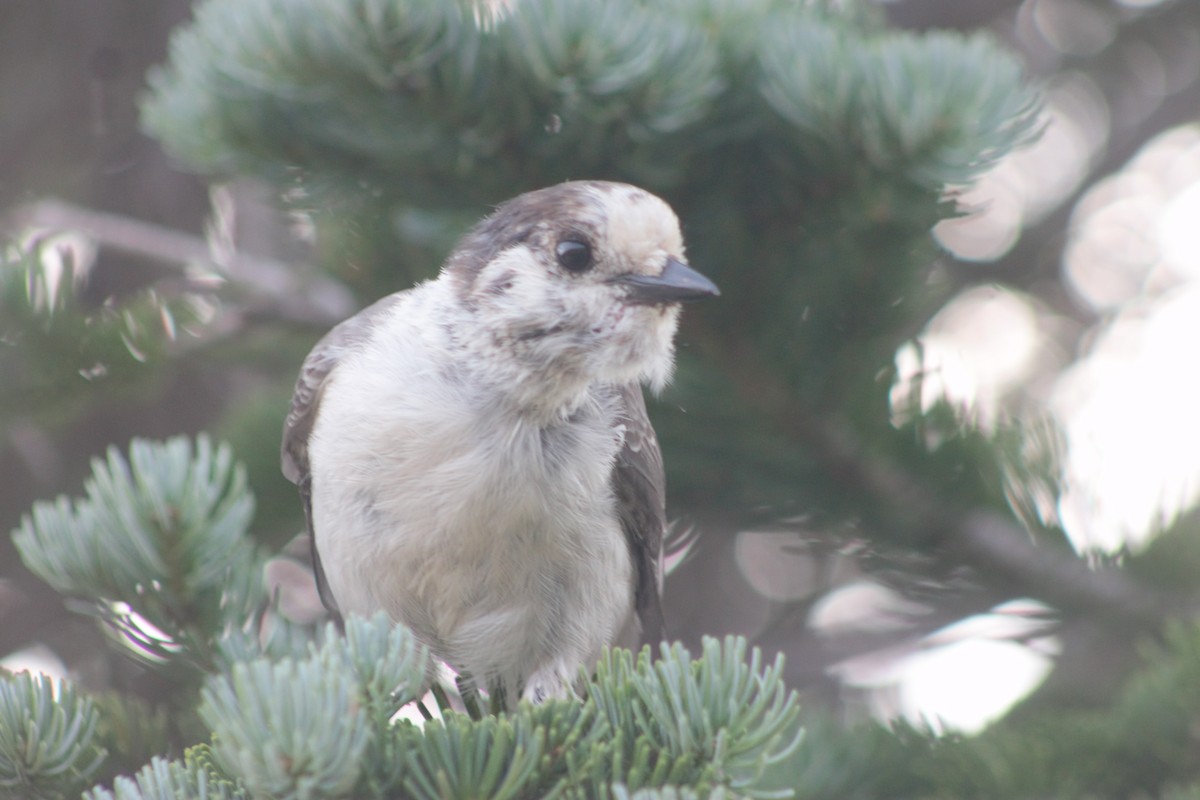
281;180;718;704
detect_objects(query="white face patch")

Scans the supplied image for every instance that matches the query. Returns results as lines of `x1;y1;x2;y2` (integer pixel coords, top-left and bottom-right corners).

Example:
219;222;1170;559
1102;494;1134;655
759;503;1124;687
584;184;686;279
449;181;695;414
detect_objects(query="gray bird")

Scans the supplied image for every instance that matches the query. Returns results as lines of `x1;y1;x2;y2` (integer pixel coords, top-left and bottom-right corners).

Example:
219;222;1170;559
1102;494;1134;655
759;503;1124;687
281;180;718;703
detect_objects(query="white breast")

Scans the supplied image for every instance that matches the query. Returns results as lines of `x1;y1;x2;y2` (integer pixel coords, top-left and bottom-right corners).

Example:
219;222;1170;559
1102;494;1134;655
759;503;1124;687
307;289;634;694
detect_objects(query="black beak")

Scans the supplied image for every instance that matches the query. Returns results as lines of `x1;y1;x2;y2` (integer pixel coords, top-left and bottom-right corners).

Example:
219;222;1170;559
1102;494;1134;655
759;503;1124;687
614;258;720;305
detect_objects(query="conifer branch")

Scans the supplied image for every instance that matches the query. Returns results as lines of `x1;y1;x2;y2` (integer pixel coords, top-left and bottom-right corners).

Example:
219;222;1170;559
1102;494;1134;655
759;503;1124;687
798;411;1187;628
0;673;107;800
9;199;354;327
12;436;262;673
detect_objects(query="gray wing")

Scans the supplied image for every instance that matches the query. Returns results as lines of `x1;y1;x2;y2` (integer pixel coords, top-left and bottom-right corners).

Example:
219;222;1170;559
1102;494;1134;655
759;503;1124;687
281;293;404;616
612;383;668;645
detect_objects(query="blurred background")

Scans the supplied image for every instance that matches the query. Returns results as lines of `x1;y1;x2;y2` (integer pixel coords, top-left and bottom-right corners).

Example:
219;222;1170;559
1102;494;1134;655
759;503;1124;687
3;0;1200;751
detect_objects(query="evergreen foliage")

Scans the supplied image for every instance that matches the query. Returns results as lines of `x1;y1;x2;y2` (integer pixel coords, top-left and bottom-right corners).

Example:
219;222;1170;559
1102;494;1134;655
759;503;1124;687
83;756;241;800
588;640;800;796
0;238;203;431
140;0;1037;314
0;673;106;800
7;0;1200;797
13;437;261;677
138;0;1047;544
5;440;804;798
142;0;1035;198
200;657;371;798
9;433;1200;796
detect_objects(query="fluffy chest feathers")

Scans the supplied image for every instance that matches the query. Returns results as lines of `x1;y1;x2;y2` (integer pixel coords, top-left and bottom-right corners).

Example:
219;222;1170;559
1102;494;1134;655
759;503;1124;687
306;289;634;688
316;292;625;538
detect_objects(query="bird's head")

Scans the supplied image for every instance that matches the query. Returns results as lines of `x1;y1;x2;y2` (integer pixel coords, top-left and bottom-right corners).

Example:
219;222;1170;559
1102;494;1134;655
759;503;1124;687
446;181;718;403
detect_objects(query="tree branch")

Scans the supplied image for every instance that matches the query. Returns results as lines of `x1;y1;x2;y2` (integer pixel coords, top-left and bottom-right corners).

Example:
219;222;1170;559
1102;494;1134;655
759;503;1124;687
797;412;1189;628
8;199;355;327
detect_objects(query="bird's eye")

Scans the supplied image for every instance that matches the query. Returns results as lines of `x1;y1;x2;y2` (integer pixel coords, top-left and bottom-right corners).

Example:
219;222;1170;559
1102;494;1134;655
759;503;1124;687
556;239;593;273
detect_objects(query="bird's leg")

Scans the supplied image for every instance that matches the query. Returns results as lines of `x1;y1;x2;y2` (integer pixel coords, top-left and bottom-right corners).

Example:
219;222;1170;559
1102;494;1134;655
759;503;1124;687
456;672;485;720
428;682;455;718
489;681;508;715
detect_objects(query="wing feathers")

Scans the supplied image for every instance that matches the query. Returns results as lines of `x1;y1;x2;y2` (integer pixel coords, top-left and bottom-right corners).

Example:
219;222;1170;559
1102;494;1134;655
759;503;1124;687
612;383;668;645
